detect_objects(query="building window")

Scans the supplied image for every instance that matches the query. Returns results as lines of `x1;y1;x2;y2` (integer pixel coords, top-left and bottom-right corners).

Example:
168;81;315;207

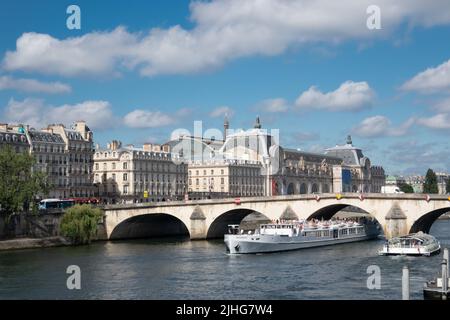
112;173;116;181
123;173;128;181
95;163;99;170
123;185;128;194
112;163;116;170
221;178;224;184
123;162;128;170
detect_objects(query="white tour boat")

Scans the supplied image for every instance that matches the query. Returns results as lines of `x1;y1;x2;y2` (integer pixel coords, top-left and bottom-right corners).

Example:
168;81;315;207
378;232;441;256
224;218;380;254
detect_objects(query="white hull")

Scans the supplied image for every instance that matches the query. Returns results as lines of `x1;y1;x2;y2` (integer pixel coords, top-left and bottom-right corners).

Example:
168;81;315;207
378;245;441;256
225;233;378;254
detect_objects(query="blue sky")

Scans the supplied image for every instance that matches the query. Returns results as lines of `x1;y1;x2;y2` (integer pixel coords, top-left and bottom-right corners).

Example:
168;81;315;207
0;0;449;175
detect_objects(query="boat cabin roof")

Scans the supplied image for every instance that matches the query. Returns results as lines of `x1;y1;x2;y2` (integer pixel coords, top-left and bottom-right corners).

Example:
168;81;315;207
260;224;294;228
388;232;436;244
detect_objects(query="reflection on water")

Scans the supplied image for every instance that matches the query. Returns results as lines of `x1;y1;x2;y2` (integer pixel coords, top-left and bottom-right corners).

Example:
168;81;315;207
0;220;449;300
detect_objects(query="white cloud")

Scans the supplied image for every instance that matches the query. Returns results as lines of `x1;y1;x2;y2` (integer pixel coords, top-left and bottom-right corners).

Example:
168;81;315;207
417;113;450;129
257;98;289;113
433;96;450;112
0;76;71;94
123;109;175;128
3;98;115;130
3;28;135;77
295;81;374;111
209;106;234;118
3;1;450;77
401;59;450;93
352;115;415;137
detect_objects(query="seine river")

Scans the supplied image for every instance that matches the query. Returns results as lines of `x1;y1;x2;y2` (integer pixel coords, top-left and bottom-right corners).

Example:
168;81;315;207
1;220;449;300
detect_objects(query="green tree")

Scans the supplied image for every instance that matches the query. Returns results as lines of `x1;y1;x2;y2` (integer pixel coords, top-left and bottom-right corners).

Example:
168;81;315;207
446;179;450;194
0;145;48;217
399;183;414;193
423;168;439;194
60;204;103;244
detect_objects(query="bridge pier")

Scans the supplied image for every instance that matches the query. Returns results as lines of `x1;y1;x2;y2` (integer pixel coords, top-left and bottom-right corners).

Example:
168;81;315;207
190;206;208;240
384;203;408;239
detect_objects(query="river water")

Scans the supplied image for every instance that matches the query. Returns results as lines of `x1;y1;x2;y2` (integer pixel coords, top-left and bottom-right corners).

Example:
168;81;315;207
0;220;449;300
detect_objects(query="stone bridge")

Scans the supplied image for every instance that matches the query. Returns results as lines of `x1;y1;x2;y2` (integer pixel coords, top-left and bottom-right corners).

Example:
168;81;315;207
102;193;450;240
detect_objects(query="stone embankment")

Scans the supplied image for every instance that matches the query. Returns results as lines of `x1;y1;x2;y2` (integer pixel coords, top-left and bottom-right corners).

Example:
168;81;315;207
0;236;71;251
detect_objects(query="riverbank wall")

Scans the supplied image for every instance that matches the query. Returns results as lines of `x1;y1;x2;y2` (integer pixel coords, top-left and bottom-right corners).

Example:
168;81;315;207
0;211;65;240
0;211;108;251
0;236;72;251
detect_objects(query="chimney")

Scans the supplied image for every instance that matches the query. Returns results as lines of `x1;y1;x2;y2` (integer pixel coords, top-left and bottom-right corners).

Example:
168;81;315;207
153;144;161;152
75;120;87;139
108;140;121;151
143;143;152;152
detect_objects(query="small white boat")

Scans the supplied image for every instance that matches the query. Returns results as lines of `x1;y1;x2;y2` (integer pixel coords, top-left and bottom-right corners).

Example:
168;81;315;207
378;232;441;256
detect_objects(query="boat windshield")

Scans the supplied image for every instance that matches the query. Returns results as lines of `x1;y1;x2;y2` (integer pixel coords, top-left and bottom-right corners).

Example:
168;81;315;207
387;233;436;247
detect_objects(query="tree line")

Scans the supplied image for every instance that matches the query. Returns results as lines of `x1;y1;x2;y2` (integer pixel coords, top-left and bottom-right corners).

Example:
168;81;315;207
398;168;449;194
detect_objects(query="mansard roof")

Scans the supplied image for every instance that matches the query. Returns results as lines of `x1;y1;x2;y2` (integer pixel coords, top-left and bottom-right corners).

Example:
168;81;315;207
28;130;64;144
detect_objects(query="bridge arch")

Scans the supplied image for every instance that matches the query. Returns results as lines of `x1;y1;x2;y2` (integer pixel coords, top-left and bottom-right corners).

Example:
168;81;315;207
110;213;190;240
287;183;295;195
409;207;450;234
306;203;383;233
300;183;307;194
307;203;350;221
206;208;269;239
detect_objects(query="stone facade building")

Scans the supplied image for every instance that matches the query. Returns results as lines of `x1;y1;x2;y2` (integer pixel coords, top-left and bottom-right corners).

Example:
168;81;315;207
94;140;188;203
1;121;95;199
325;135;385;193
273;148;342;195
0;124;29;153
26;129;68;198
166;117;385;197
43;121;95;198
188;160;265;198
